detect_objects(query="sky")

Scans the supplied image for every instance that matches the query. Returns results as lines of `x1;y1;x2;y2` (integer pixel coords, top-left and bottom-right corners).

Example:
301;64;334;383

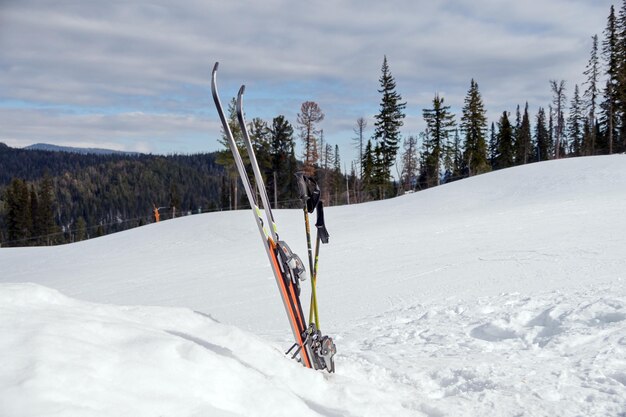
0;0;617;167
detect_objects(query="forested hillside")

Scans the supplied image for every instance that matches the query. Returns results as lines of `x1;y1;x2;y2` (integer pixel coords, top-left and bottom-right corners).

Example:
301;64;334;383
0;144;225;246
0;138;350;247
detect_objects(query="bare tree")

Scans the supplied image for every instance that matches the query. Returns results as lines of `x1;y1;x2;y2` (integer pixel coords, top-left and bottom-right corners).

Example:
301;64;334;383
583;34;599;155
297;101;324;176
550;80;566;159
319;129;325;169
400;135;419;192
352;117;367;178
321;142;334;202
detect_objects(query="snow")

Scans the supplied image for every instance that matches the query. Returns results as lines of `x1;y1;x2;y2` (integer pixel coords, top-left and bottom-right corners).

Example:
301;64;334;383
342;286;626;416
1;155;626;416
0;283;409;417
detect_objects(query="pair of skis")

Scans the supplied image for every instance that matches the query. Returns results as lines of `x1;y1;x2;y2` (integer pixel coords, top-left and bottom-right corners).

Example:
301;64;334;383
211;62;336;373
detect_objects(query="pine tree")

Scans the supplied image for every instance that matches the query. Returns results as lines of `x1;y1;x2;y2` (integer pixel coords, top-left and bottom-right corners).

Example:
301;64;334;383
4;178;28;246
5;178;30;245
297;101;324;176
446;129;463;181
535;107;550;162
373;56;406;183
494;111;514;169
371;142;387;195
38;175;57;245
583;34;600;155
515;103;533;164
247;117;272;198
76;217;87;241
249;117;271;170
460;79;489;177
550;80;567;159
601;5;619;154
441;137;453;184
321;142;334;203
217;98;244;153
417;130;431;190
268;115;296;208
216;98;244;210
567;84;584;156
322;142;333;171
29;185;39;242
422;93;456;187
617;0;626;152
361;139;375;195
581;116;593;157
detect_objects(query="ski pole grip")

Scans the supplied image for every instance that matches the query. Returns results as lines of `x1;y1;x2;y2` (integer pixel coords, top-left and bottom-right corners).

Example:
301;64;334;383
295;172;321;213
295;172;309;202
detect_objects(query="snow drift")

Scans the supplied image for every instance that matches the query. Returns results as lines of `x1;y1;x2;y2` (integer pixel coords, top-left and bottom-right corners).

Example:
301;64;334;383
0;283;412;417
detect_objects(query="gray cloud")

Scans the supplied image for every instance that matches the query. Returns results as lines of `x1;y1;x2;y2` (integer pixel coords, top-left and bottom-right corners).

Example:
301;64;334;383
0;0;616;162
0;108;218;154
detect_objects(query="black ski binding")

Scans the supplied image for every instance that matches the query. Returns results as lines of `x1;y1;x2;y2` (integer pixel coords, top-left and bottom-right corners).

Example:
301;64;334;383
303;323;336;373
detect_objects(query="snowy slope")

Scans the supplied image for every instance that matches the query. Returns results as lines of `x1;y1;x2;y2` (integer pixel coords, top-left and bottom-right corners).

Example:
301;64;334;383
0;283;411;417
1;155;626;416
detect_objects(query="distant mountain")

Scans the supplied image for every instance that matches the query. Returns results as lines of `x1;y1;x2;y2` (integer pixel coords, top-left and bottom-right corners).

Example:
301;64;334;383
25;143;141;156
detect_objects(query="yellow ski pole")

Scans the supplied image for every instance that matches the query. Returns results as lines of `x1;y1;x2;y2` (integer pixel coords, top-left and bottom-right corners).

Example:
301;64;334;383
303;208;319;328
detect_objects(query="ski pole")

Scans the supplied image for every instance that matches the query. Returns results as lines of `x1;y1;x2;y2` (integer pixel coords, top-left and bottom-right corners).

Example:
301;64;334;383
309;232;321;327
303;207;320;328
310;200;329;327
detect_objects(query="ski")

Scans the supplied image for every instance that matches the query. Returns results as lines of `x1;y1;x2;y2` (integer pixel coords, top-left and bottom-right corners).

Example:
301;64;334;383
211;63;336;372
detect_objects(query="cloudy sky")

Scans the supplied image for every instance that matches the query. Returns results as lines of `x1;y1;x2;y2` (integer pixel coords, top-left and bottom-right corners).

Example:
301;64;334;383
0;0;616;165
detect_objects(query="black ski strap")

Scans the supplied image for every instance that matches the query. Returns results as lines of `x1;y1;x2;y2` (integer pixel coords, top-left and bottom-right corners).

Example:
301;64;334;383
315;201;329;244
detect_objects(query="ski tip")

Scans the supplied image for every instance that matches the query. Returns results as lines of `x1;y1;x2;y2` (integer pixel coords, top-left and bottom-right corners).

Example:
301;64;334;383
238;85;246;96
212;62;219;73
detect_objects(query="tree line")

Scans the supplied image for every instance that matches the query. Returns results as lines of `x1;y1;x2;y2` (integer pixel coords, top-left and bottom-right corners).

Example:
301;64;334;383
368;2;626;196
230;2;626;202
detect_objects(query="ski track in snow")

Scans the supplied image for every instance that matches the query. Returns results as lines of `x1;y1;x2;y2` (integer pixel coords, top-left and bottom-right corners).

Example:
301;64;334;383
2;155;626;416
332;286;626;416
